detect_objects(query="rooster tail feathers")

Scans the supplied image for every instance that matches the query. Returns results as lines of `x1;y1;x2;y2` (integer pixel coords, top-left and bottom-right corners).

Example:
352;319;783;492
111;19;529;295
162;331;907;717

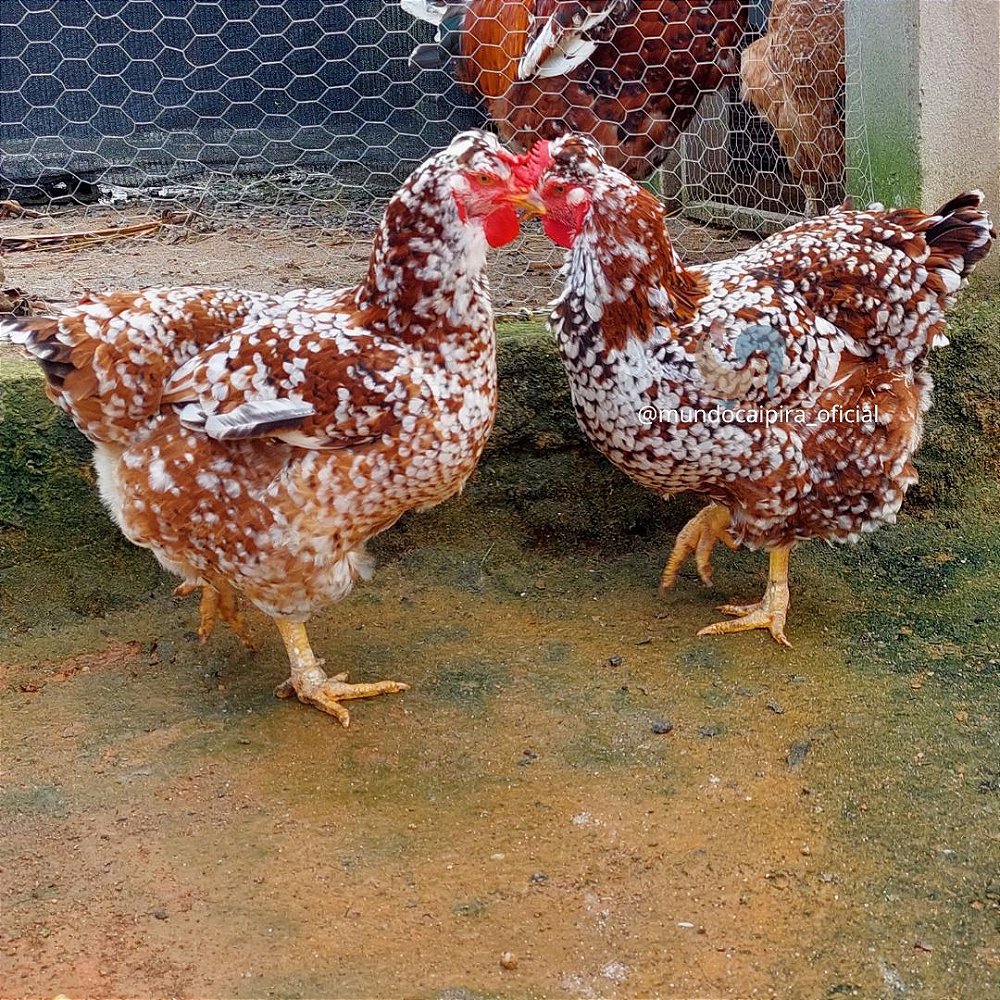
924;189;995;291
399;0;450;26
932;189;986;219
405;2;466;70
0;314;85;395
520;2;625;81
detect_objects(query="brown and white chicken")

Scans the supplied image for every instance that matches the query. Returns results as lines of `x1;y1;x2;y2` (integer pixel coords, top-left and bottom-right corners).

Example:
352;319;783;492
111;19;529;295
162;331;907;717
515;135;994;644
2;130;530;725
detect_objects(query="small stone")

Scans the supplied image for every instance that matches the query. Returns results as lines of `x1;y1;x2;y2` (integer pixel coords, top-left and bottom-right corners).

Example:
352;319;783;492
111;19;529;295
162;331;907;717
530;872;548;884
650;719;674;735
698;725;722;738
500;951;518;970
607;655;623;668
766;699;785;714
635;637;653;646
151;907;168;920
787;739;812;770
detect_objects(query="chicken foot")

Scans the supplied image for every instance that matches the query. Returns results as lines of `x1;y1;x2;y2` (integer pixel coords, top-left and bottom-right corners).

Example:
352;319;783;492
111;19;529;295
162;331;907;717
174;580;257;650
659;503;739;590
273;620;409;726
697;545;792;647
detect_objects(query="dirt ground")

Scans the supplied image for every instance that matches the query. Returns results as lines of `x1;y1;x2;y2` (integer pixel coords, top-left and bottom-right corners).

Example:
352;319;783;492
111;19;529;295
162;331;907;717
0;202;753;315
1;220;998;1000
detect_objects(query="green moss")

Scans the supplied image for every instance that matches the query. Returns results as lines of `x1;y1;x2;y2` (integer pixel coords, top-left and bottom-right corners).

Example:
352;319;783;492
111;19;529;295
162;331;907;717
2;292;997;628
425;658;512;712
910;284;1000;510
829;511;1000;679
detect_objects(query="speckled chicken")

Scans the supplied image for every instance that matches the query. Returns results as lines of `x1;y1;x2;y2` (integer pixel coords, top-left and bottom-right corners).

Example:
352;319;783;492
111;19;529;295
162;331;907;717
740;0;845;215
1;131;530;724
515;135;994;644
401;0;746;179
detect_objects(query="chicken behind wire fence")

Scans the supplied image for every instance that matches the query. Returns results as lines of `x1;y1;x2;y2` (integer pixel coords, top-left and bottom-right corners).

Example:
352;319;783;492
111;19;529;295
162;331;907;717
0;1;863;303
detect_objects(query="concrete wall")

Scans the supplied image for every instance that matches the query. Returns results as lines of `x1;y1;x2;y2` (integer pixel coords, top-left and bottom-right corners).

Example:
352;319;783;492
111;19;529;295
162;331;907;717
847;0;1000;278
845;0;922;206
917;0;1000;239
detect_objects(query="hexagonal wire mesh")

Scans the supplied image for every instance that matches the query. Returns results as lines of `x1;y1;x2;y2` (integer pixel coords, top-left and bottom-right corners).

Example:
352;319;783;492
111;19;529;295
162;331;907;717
0;0;871;312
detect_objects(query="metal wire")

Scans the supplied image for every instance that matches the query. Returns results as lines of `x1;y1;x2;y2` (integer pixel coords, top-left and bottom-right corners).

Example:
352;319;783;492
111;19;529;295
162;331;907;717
0;1;859;305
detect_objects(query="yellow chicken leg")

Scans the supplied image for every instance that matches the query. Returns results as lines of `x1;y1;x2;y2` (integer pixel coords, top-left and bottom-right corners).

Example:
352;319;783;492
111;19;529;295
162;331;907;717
660;503;739;591
273;620;409;727
174;580;257;650
697;545;793;647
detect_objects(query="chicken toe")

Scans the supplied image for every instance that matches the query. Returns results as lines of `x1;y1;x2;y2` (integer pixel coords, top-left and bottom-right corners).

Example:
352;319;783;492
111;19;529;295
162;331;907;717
175;580;257;649
274;620;409;727
697;546;792;647
660;503;738;591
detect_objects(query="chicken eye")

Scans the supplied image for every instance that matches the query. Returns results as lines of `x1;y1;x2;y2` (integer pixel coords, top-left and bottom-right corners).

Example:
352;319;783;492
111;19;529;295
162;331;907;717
548;182;568;197
474;172;496;186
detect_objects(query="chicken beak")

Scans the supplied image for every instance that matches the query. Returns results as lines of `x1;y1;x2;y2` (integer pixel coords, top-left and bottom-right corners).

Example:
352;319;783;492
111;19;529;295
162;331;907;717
506;189;546;218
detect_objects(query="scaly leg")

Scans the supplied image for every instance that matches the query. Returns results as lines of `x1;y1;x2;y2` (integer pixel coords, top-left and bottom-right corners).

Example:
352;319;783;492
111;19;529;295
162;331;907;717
660;503;739;591
173;580;257;649
697;545;792;647
273;620;409;727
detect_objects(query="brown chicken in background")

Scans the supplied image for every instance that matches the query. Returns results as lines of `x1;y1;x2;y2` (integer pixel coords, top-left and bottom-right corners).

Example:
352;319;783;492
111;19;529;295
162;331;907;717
740;0;845;215
402;0;747;180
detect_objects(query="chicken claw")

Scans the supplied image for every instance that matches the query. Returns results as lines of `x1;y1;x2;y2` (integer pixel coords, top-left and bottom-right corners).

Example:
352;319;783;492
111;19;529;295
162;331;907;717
660;503;738;591
697;545;792;647
274;620;409;726
174;580;258;650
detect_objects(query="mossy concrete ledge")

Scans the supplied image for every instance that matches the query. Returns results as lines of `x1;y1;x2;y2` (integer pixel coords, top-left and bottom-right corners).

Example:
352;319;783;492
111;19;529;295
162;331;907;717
1;290;998;610
0;324;673;578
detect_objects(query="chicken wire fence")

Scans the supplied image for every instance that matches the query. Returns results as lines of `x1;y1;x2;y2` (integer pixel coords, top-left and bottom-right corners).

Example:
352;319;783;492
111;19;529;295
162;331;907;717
0;0;872;311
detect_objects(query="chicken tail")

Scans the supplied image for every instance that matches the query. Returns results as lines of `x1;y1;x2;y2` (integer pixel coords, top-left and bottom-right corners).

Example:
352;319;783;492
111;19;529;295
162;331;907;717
923;189;995;295
0;314;69;382
2;288;267;445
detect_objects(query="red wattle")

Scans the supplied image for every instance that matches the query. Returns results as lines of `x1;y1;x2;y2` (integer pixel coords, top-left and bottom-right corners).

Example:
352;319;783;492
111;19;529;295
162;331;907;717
483;206;521;248
543;216;576;249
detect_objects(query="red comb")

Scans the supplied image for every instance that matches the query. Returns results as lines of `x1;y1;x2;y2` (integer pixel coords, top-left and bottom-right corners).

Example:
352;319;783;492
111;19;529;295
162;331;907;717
513;141;553;187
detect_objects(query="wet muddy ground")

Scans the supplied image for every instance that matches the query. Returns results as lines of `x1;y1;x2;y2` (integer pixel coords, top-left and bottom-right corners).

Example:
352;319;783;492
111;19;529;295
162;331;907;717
1;222;998;999
3;516;999;999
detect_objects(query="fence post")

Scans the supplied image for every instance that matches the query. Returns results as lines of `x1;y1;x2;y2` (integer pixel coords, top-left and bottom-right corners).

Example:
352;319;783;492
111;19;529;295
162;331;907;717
846;0;1000;278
